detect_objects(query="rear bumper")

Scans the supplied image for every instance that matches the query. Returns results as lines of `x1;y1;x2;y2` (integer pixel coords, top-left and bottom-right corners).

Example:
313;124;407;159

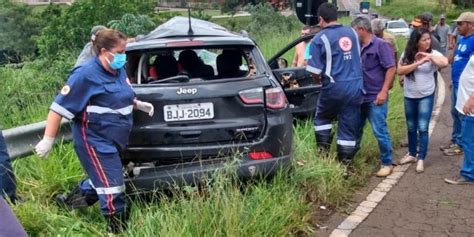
125;154;291;193
124;109;293;163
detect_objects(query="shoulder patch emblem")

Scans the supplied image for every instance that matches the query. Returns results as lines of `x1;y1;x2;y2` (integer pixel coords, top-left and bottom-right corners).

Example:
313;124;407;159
60;85;71;95
339;37;353;52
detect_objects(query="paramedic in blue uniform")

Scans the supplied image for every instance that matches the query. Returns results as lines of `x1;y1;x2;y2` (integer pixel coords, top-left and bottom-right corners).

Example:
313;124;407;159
34;29;154;233
306;3;364;164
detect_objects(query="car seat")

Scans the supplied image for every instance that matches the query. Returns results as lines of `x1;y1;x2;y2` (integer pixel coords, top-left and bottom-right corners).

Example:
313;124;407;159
178;50;214;78
216;49;247;78
155;55;179;80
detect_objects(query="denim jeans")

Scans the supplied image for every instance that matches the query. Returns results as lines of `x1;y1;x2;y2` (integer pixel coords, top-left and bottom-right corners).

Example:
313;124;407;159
0;131;16;202
460;116;474;180
358;101;393;165
404;94;434;160
451;85;463;146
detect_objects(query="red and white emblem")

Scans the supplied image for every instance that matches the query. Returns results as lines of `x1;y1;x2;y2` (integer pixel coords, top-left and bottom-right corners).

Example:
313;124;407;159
338;37;353;52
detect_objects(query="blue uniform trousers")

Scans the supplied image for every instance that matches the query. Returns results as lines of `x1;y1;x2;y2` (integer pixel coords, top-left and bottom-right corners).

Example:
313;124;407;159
72;123;126;217
313;79;364;162
0;131;16;203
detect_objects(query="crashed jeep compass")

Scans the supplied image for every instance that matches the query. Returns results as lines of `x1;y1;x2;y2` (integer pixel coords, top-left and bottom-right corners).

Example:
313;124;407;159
121;17;297;193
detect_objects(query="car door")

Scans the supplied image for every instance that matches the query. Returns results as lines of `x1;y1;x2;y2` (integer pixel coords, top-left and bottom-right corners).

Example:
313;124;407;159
268;34;321;119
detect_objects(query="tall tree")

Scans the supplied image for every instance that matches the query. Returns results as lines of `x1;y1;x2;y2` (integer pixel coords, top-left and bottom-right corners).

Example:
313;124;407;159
0;0;44;63
36;0;155;58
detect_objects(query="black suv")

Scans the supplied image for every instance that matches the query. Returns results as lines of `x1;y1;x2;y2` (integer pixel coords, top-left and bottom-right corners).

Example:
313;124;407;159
123;17;320;193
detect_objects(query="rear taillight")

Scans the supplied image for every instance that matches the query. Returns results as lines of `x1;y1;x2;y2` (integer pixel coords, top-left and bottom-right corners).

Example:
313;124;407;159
239;88;264;104
239;87;287;109
265;87;287;109
248;151;273;160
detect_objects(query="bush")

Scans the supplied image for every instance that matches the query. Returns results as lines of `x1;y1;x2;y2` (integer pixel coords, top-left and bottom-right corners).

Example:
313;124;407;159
108;13;156;37
244;3;301;41
0;51;76;128
36;0;155;59
0;0;51;63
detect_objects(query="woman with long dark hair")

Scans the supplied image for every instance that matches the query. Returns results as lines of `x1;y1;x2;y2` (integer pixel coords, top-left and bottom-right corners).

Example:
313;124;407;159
397;28;448;172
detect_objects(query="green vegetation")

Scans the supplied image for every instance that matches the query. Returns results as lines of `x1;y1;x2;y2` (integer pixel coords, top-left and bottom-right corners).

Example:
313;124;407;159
108;13;156;37
368;0;474;22
11;103;406;235
0;53;76;128
1;1;410;235
8;35;409;237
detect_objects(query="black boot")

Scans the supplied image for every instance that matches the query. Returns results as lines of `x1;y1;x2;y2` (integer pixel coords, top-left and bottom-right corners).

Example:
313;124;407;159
315;132;333;153
336;144;357;165
55;186;93;210
107;211;129;234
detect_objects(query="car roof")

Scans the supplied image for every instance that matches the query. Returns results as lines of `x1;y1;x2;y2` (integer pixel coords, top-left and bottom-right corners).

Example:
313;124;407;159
387;20;407;23
126;16;255;51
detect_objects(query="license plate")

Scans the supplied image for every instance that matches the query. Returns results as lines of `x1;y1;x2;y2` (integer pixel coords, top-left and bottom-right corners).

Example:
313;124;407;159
163;102;214;122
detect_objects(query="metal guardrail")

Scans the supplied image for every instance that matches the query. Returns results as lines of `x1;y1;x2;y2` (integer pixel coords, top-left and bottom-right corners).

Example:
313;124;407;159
2;119;72;160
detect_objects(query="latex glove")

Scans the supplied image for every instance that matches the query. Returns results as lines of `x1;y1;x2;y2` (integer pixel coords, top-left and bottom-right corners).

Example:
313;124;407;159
35;135;55;158
135;100;154;117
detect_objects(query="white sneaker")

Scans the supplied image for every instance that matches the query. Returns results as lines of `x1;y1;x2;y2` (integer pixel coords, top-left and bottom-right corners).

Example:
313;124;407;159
399;153;417;165
416;160;424;173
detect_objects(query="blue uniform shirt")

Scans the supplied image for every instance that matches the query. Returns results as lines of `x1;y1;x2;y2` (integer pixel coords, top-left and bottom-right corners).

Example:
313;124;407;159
452;33;474;88
50;57;135;153
306;24;363;83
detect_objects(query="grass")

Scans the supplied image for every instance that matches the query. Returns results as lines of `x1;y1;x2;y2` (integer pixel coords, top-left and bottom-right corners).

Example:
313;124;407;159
367;0;474;22
0;52;76;128
6;17;408;236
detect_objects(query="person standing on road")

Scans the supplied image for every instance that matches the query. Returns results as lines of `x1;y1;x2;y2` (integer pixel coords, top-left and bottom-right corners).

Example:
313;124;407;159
34;29;154;233
448;22;459;62
352;17;396;177
306;3;364;165
74;25;107;68
75;25;142;68
371;18;398;63
445;55;474;185
441;12;474;157
0;130;16;204
292;25;311;67
434;14;451;56
397;28;448;172
411;12;443;53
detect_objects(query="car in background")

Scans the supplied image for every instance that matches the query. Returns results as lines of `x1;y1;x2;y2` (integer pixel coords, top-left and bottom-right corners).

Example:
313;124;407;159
385;20;410;38
122;17;321;193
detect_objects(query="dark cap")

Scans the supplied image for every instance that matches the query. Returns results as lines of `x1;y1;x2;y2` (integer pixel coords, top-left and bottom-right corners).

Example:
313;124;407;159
419;12;433;24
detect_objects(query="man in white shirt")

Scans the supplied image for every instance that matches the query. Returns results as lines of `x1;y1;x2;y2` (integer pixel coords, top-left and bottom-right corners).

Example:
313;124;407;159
445;53;474;185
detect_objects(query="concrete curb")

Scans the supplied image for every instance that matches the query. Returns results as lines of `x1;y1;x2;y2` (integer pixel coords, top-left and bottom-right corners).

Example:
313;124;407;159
329;73;446;237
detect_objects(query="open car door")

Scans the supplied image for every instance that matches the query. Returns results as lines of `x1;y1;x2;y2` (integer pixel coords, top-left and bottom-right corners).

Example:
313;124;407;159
268;34;321;119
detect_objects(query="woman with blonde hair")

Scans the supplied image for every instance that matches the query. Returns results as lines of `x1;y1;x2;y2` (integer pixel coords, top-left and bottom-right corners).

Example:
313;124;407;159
35;29;154;233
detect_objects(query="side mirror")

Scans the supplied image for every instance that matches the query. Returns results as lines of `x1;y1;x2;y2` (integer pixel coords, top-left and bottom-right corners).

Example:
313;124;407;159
277;58;288;69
